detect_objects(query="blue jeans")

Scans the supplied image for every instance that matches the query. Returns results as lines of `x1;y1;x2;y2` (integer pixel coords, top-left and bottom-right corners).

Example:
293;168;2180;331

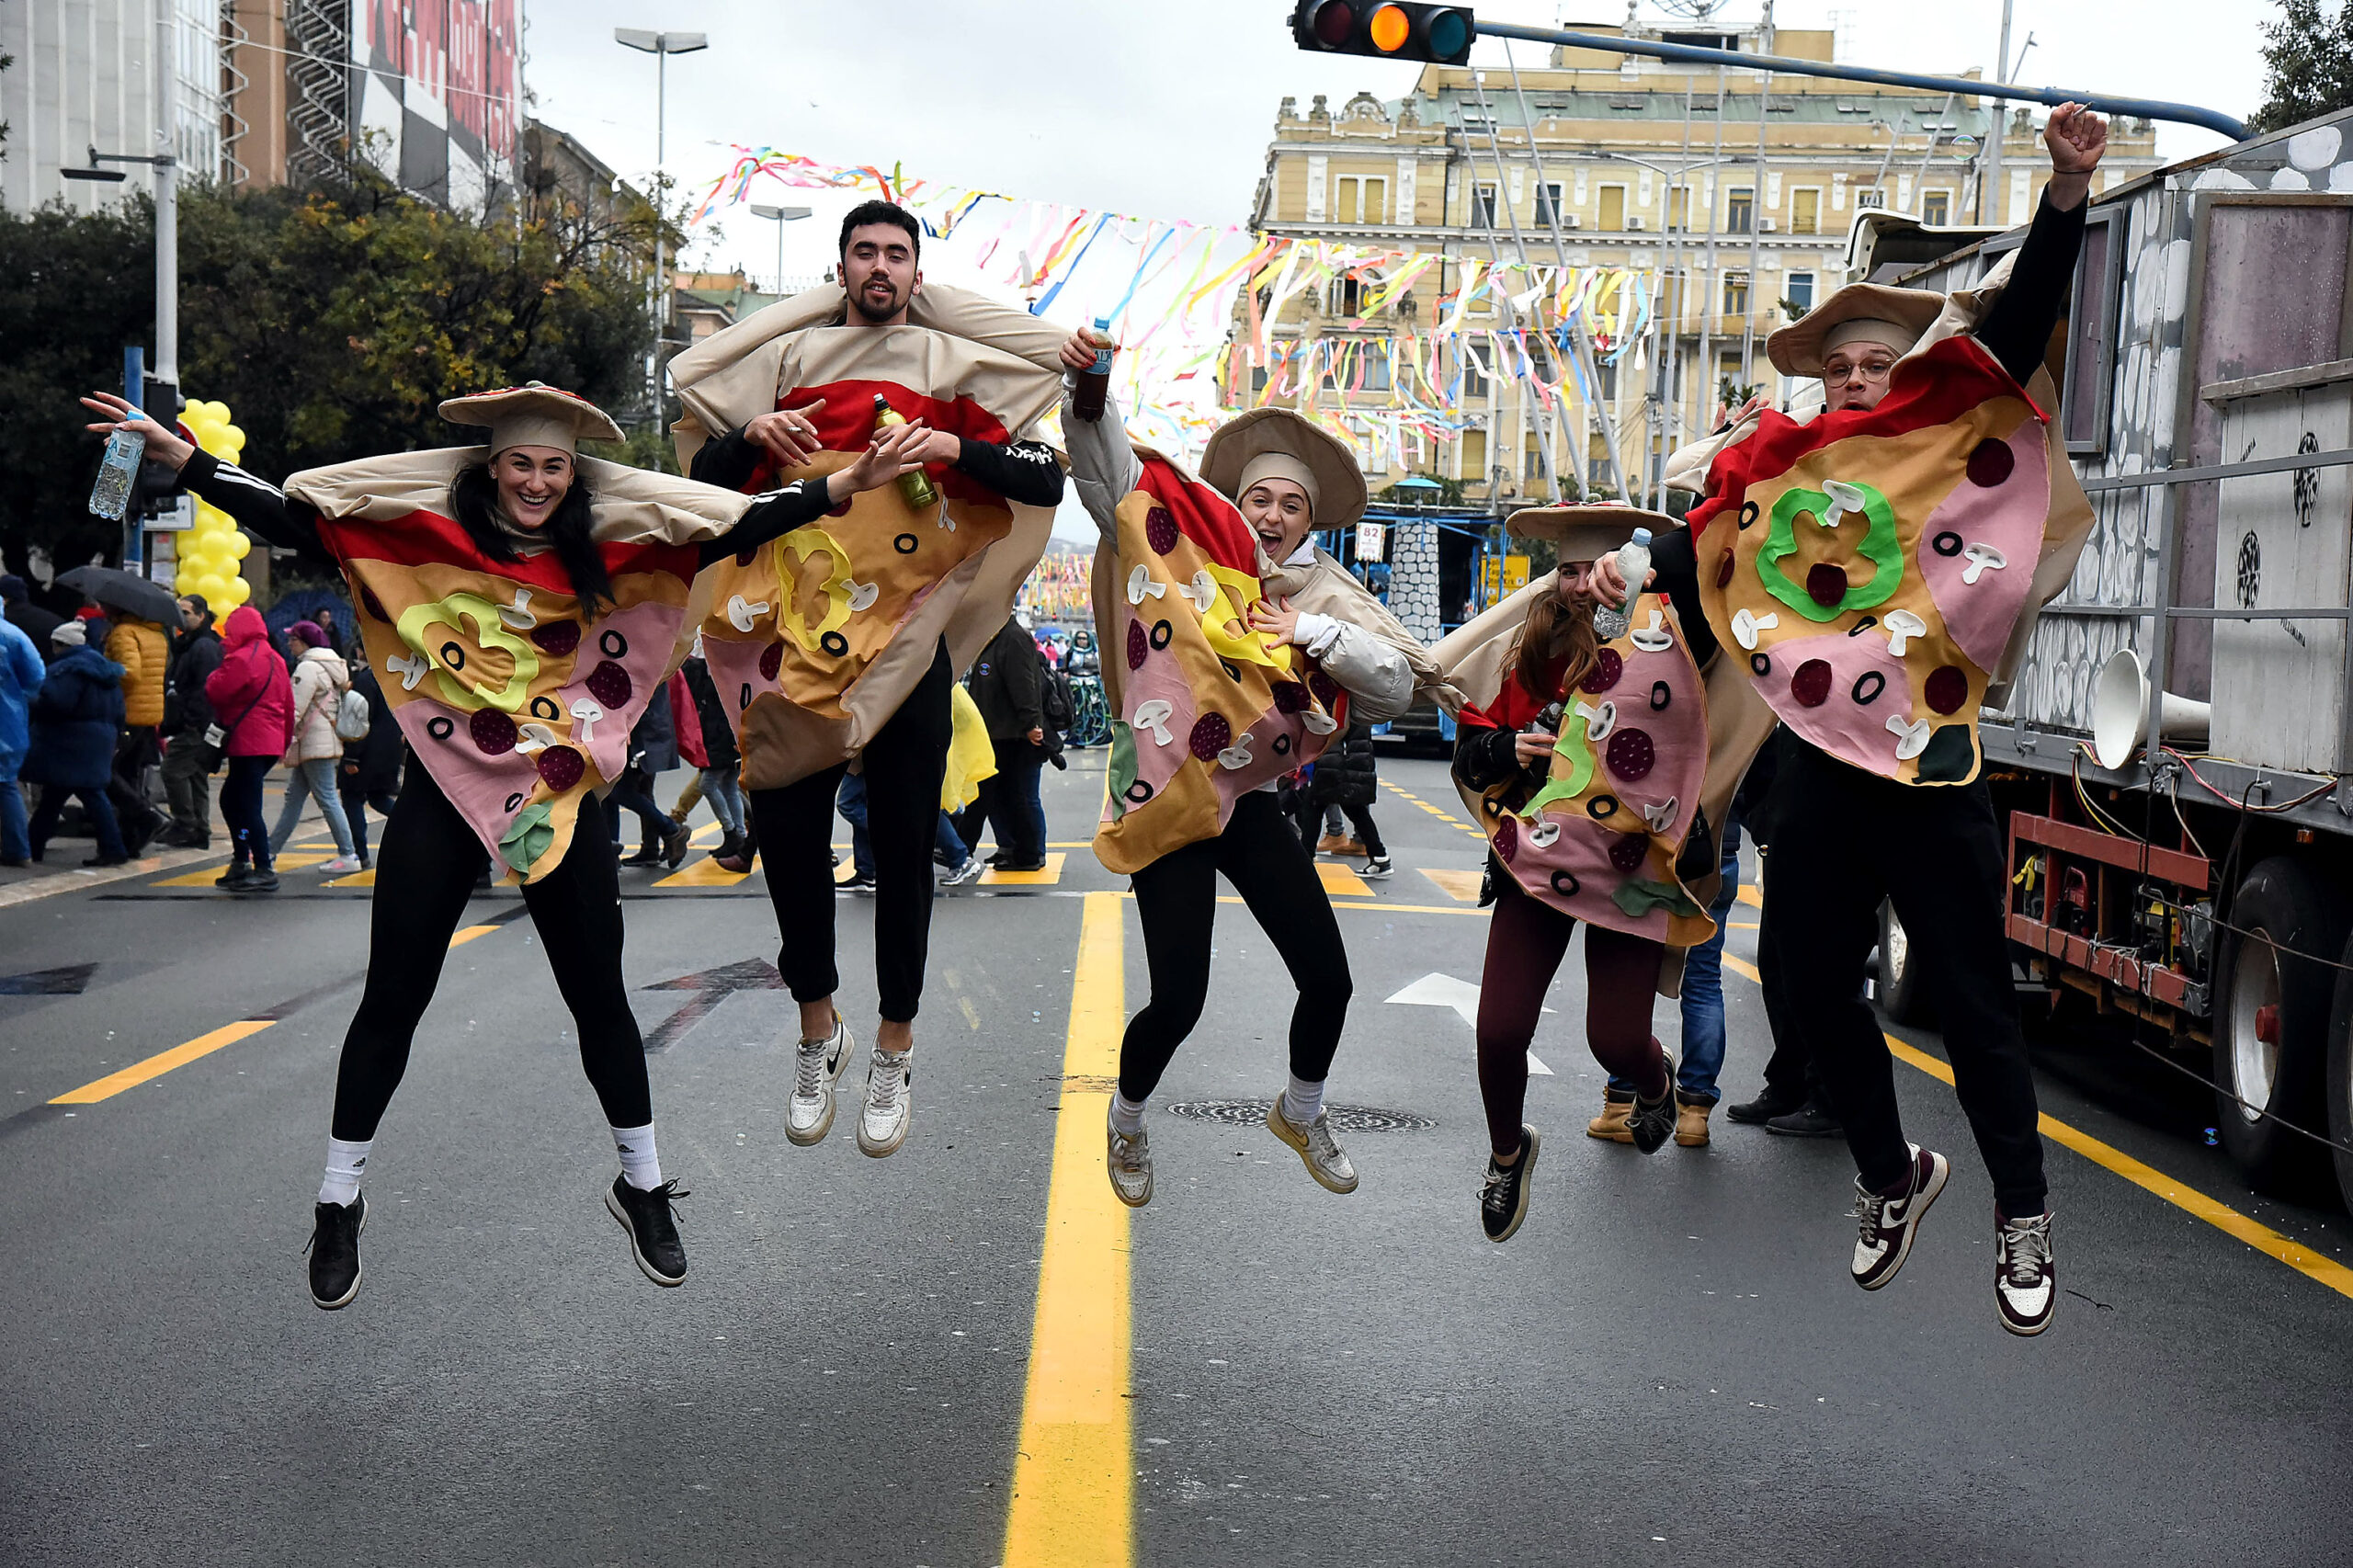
0;776;28;860
838;772;874;881
1612;816;1743;1104
269;756;356;857
935;811;967;864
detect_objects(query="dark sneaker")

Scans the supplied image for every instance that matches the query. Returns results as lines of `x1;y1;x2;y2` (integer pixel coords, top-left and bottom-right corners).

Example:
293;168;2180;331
1851;1145;1950;1290
1767;1103;1844;1138
1627;1052;1679;1153
1479;1125;1540;1242
620;844;665;867
1726;1085;1808;1125
1359;857;1393;880
306;1194;366;1310
838;872;877;894
605;1175;688;1287
240;869;280;893
215;862;253;889
1995;1210;2056;1335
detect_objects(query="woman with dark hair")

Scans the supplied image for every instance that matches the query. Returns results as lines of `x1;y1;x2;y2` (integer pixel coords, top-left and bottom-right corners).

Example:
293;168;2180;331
1442;506;1724;1244
81;381;931;1309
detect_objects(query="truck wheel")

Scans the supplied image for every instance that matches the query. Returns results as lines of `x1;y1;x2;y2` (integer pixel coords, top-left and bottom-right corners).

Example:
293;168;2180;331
2324;928;2353;1214
1879;898;1932;1028
2213;857;2344;1194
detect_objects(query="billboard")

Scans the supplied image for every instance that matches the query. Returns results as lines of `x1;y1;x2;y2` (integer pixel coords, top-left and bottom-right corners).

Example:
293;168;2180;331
354;0;521;209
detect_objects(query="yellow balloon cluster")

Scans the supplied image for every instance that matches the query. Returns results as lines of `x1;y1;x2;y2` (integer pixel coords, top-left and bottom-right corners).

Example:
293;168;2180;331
173;399;253;611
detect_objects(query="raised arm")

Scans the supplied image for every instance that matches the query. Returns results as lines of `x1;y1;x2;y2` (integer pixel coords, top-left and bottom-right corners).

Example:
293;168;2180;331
81;392;332;562
1974;104;2105;387
1057;330;1142;543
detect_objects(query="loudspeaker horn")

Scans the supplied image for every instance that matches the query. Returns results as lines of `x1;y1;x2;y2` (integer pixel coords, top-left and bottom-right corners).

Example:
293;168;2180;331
2089;647;2211;769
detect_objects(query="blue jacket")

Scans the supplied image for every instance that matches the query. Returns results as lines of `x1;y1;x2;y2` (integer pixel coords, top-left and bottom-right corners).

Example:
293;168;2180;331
23;645;126;790
0;618;42;778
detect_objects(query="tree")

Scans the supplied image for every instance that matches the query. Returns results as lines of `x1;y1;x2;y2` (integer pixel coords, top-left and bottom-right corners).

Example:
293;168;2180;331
2252;0;2353;134
0;154;662;569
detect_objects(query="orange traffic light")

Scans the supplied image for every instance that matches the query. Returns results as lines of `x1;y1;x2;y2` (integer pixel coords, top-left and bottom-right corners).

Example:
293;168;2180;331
1290;1;1476;65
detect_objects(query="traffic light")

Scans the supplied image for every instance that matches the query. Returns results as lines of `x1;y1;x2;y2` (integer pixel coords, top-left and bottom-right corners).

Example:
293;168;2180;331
1290;1;1475;64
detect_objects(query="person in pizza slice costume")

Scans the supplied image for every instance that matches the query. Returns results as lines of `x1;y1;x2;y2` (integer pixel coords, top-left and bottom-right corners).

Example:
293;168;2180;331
670;202;1067;1162
1062;351;1450;1209
84;381;933;1310
1438;506;1736;1244
1667;105;2109;1336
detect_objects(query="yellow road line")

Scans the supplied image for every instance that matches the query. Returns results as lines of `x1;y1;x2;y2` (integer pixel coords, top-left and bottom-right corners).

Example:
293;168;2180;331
1381;779;1489;839
655;854;754;888
1717;951;2353;1301
1005;890;1131;1567
1737;883;1762;909
1315;860;1373;898
447;923;502;949
50;1020;276;1105
983;852;1067;887
1420;868;1483;903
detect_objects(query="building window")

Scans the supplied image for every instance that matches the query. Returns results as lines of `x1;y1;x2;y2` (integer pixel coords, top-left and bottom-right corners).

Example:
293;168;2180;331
1335;176;1388;224
1460;347;1490;398
1251;366;1269;392
1364;344;1393;392
1535;182;1565;227
1722;270;1750;318
1726;188;1754;234
1784;270;1815;314
1598;184;1627;231
1328;276;1363;316
1665;187;1690;232
1921;188;1951;225
1790;187;1820;234
2062;210;2120;453
1461;428;1488;482
1471;182;1499;229
1856;187;1887;210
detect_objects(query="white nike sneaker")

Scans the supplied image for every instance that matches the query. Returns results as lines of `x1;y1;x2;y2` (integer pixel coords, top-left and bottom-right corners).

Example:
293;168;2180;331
1106;1116;1153;1208
1267;1097;1359;1193
785;1017;855;1146
857;1046;913;1157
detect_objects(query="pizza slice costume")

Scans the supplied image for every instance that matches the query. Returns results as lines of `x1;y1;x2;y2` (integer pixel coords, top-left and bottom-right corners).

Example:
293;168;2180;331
666;279;1068;1045
176;382;847;1299
1667;183;2101;1265
1065;392;1420;1202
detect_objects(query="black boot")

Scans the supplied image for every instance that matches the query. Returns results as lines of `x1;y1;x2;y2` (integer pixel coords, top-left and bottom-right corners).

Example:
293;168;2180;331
1726;1085;1809;1125
1766;1102;1844;1139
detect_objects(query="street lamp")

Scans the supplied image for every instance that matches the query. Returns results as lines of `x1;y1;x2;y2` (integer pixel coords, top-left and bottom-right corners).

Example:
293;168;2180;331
749;204;813;296
614;28;709;423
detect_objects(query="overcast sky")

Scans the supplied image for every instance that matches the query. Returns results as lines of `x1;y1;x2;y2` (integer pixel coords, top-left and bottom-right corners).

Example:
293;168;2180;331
525;0;2274;535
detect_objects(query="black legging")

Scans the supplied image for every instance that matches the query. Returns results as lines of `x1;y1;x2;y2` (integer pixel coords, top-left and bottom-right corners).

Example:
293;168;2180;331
327;765;648;1140
1768;741;2048;1214
1119;790;1352;1101
1473;872;1667;1156
222;755;274;869
747;641;953;1023
1285;790;1385;859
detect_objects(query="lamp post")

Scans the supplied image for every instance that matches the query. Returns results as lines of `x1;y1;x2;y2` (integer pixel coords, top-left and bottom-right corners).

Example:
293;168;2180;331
614;28;709;424
748;204;813;296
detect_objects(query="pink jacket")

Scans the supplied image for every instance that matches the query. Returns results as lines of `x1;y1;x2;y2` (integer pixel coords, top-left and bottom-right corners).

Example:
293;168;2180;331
202;606;294;758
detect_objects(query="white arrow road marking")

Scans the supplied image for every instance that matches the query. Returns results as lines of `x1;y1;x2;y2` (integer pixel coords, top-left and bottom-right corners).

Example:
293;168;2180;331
1383;972;1552;1075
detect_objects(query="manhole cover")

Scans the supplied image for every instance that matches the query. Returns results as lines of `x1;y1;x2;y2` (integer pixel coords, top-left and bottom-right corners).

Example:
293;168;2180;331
1164;1098;1436;1132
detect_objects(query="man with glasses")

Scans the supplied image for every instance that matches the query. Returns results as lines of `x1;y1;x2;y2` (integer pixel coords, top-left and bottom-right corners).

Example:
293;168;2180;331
1669;104;2108;1336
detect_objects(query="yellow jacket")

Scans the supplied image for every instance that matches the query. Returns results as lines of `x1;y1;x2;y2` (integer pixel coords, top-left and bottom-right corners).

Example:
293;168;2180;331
106;618;169;729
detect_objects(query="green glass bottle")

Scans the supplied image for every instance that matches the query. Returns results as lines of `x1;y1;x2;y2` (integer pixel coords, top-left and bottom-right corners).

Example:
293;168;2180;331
871;394;939;510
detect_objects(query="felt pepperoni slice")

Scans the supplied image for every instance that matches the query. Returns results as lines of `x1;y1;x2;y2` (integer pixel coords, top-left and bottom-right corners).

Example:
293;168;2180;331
1495;812;1519;863
1966;438;2016;487
1806;562;1849;608
758;642;784;682
1925;664;1971;714
585;660;632;708
1127;620;1148;670
1188;712;1231;760
470;709;517;756
536;744;585;790
530;620;580;656
1790;659;1834;708
1608;834;1651;875
1271;680;1309;713
1145;506;1181;555
1579;648;1623;694
1605;727;1655;781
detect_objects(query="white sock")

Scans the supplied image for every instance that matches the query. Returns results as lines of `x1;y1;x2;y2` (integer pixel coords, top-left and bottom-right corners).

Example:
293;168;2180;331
1108;1091;1147;1138
612;1122;662;1191
319;1137;371;1207
1282;1074;1326;1128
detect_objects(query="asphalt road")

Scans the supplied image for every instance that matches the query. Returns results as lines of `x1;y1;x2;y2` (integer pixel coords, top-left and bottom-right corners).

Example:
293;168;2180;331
4;751;2350;1567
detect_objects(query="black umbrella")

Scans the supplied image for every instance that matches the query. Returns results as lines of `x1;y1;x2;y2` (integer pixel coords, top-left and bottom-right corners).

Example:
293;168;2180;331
57;564;182;626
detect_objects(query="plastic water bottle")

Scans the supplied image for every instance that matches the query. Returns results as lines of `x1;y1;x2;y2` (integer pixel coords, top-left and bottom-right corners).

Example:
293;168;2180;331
1591;526;1653;641
1072;317;1116;424
89;426;146;521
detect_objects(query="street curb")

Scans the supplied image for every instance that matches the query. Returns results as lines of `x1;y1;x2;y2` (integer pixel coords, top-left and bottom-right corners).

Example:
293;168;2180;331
0;846;222;910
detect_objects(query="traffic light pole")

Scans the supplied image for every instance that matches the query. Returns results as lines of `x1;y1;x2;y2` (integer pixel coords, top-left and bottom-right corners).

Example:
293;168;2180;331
1471;20;2250;142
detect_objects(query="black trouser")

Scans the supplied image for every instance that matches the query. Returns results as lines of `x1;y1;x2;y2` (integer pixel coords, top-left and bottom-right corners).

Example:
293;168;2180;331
961;735;1047;862
747;641;952;1023
222;755;274;869
109;725;160;842
1754;848;1829;1107
1770;742;2047;1215
161;732;218;840
328;766;648;1141
1119;790;1352;1101
1286;789;1384;859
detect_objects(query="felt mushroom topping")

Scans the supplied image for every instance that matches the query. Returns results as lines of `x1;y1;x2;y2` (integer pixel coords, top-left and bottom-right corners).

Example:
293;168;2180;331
1731;607;1779;651
495;588;537;630
1629;609;1674;653
1132;699;1176;746
1882;608;1928;657
847;581;880;613
727;595;771;632
568;697;605;743
1525;818;1562;848
1217;733;1256;770
1961;542;2008;585
1887;713;1935;761
385;650;431;691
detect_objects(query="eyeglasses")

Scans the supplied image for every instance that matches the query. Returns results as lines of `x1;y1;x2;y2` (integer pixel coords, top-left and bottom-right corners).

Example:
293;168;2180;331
1823;359;1896;387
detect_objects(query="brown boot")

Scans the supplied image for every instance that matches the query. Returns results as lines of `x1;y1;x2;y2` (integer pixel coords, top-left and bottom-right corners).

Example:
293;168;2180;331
1314;833;1348;856
1675;1094;1713;1147
1586;1091;1634;1142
